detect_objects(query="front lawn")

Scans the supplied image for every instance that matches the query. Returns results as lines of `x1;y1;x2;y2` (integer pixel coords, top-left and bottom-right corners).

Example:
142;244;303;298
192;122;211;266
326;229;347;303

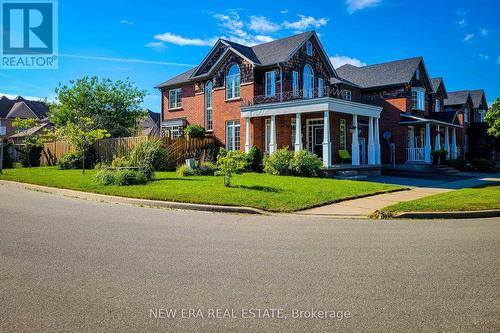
382;183;500;214
0;167;403;212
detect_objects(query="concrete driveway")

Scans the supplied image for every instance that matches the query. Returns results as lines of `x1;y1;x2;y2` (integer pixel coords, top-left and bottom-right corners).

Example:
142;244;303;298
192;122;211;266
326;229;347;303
1;182;499;332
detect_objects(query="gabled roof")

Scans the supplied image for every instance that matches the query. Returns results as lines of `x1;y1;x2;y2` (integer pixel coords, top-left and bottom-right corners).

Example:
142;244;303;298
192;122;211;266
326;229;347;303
430;77;448;99
468;89;487;109
147;110;161;127
428;110;459;125
336;57;423;89
0;96;16;118
444;91;472;107
6;98;49;120
156;31;335;89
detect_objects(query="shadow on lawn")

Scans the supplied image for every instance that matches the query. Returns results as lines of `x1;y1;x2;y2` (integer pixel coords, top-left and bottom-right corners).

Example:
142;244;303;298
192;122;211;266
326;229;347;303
235;185;282;193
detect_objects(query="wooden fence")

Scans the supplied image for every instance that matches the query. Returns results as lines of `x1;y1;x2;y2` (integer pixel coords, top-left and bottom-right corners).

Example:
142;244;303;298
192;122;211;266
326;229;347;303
40;136;215;168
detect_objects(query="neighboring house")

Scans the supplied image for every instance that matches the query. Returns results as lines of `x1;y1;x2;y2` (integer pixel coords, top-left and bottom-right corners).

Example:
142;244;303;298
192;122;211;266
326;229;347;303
468;90;488;123
337;57;462;164
138;109;160;137
444;91;474;158
157;31;383;173
0;95;50;138
9;122;51;144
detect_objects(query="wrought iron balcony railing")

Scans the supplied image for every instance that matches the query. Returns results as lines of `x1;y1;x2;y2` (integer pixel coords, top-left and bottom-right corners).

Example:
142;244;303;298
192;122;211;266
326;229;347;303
241;86;347;107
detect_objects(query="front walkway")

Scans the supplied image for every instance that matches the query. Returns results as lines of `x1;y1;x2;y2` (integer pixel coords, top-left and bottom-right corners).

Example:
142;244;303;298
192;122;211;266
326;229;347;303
297;174;500;217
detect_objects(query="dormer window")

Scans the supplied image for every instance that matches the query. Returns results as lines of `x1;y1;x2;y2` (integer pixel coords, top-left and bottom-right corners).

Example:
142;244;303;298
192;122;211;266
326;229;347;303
415;69;420;80
306;41;313;56
411;87;425;111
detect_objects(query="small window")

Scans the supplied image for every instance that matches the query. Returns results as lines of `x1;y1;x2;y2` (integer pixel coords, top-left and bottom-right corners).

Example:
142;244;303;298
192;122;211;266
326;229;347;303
339;119;346;150
411;88;425;110
163;125;183;139
169;88;182;109
435;98;440;112
415;69;420;80
306;41;313;56
318;78;324;97
292;71;299;96
344;90;352;101
226;120;240;151
265;71;276;97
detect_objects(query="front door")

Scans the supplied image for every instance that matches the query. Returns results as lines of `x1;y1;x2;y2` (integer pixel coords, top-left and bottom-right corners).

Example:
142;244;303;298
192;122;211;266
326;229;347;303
313;126;323;158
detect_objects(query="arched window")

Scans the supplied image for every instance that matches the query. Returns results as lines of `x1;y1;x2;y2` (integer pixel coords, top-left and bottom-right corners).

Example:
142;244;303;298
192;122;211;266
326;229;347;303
303;64;314;98
205;81;213;130
226;64;240;100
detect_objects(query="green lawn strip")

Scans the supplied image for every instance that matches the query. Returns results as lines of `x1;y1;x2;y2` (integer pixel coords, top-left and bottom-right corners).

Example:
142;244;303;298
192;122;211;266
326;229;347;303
0;167;404;212
382;183;500;214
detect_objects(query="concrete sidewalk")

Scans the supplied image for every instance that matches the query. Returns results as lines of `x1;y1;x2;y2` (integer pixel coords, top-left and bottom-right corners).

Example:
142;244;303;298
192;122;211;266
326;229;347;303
297;175;500;217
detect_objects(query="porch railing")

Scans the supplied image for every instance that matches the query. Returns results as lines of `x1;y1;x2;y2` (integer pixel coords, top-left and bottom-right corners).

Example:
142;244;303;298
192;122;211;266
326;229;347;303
407;148;425;162
241;86;346;107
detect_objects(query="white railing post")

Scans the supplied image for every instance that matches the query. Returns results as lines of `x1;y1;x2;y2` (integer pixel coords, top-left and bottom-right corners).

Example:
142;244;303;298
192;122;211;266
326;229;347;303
425;123;431;163
322;111;331;167
351;115;360;166
269;115;277;154
294;114;302;152
375;118;381;164
244;117;251;153
368;117;375;165
451;128;457;159
435;125;441;150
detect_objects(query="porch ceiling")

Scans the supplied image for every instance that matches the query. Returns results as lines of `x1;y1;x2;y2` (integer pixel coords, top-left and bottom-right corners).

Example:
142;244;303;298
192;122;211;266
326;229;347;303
240;97;382;119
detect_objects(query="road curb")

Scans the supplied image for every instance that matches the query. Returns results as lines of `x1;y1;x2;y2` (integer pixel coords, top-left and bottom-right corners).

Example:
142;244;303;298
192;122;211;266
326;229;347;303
0;180;267;215
393;210;500;219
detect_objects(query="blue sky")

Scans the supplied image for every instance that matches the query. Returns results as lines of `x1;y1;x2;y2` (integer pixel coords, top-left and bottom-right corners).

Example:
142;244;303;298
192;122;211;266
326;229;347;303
1;0;499;111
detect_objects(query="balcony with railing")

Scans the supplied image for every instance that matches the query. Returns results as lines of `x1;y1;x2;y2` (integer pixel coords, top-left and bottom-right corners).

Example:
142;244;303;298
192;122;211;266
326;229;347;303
407;147;426;162
241;86;346;107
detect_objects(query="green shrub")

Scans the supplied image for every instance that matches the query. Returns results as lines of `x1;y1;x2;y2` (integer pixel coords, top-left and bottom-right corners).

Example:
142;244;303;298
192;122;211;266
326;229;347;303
216;148;249;186
130;139;169;180
111;156;131;168
198;161;218;176
263;147;294;176
184;124;205;139
94;169;116;185
57;150;97;170
247;146;263;172
292;150;323;177
12;162;24;169
114;169;147;186
471;158;496;172
177;164;196;176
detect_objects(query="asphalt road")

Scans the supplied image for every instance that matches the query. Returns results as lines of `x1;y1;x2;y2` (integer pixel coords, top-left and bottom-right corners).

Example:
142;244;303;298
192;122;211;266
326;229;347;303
0;182;499;332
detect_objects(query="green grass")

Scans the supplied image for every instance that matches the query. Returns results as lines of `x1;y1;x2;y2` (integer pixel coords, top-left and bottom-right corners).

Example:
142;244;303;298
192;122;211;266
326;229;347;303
0;167;403;212
382;183;500;214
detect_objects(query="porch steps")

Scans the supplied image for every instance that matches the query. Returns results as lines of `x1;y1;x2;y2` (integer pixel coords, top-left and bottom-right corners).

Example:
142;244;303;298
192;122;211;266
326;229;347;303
334;170;368;181
428;165;461;174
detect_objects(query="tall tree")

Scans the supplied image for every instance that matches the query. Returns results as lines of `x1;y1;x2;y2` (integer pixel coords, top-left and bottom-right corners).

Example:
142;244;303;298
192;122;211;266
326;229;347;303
485;98;500;138
50;76;147;137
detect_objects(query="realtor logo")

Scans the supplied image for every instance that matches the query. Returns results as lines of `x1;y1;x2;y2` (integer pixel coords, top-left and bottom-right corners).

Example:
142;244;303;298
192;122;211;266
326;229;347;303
1;0;58;69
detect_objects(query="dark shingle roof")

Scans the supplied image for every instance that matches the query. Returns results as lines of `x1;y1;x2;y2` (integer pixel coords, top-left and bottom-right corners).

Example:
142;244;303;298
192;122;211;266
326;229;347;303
430;77;442;93
468;89;486;109
428;111;458;124
336;57;422;89
156;31;316;89
444;91;470;106
0;96;16;118
0;96;49;119
147;110;161;127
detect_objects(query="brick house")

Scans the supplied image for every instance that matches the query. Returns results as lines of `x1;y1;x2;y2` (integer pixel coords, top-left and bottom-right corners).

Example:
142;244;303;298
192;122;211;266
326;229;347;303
157;31;383;173
0;96;50;138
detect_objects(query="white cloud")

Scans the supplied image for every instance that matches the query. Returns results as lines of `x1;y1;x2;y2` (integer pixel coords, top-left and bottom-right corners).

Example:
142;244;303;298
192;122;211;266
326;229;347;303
463;33;474;42
457;18;466;26
153;32;217;46
480;28;489;37
329;55;366;68
58;53;196;67
120;20;133;25
283;15;328;30
346;0;381;14
144;41;167;50
479;54;489;60
249;16;280;33
280;9;288;14
213;12;246;38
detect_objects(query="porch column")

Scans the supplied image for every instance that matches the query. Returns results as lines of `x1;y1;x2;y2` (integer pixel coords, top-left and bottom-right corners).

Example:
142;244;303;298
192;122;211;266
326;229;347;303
451;128;457;159
408;126;415;161
244;117;251;153
269;115;277;154
434;125;441;150
424;123;431;163
444;127;450;159
367;117;375;165
375;118;381;164
351;114;360;166
294;113;302;152
322;111;331;167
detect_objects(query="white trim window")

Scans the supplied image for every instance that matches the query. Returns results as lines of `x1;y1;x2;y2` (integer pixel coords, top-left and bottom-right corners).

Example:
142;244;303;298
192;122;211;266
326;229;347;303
292;71;299;96
411;87;425;110
265;71;276;97
477;110;486;122
306;41;313;56
435;98;441;112
344;89;352;101
163;125;183;139
303;64;314;99
226;64;241;100
168;88;182;109
226;120;240;151
205;81;213;130
317;78;324;97
339;119;346;150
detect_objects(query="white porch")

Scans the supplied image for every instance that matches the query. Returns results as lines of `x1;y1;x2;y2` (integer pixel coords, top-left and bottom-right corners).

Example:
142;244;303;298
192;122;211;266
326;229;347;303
241;96;382;168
